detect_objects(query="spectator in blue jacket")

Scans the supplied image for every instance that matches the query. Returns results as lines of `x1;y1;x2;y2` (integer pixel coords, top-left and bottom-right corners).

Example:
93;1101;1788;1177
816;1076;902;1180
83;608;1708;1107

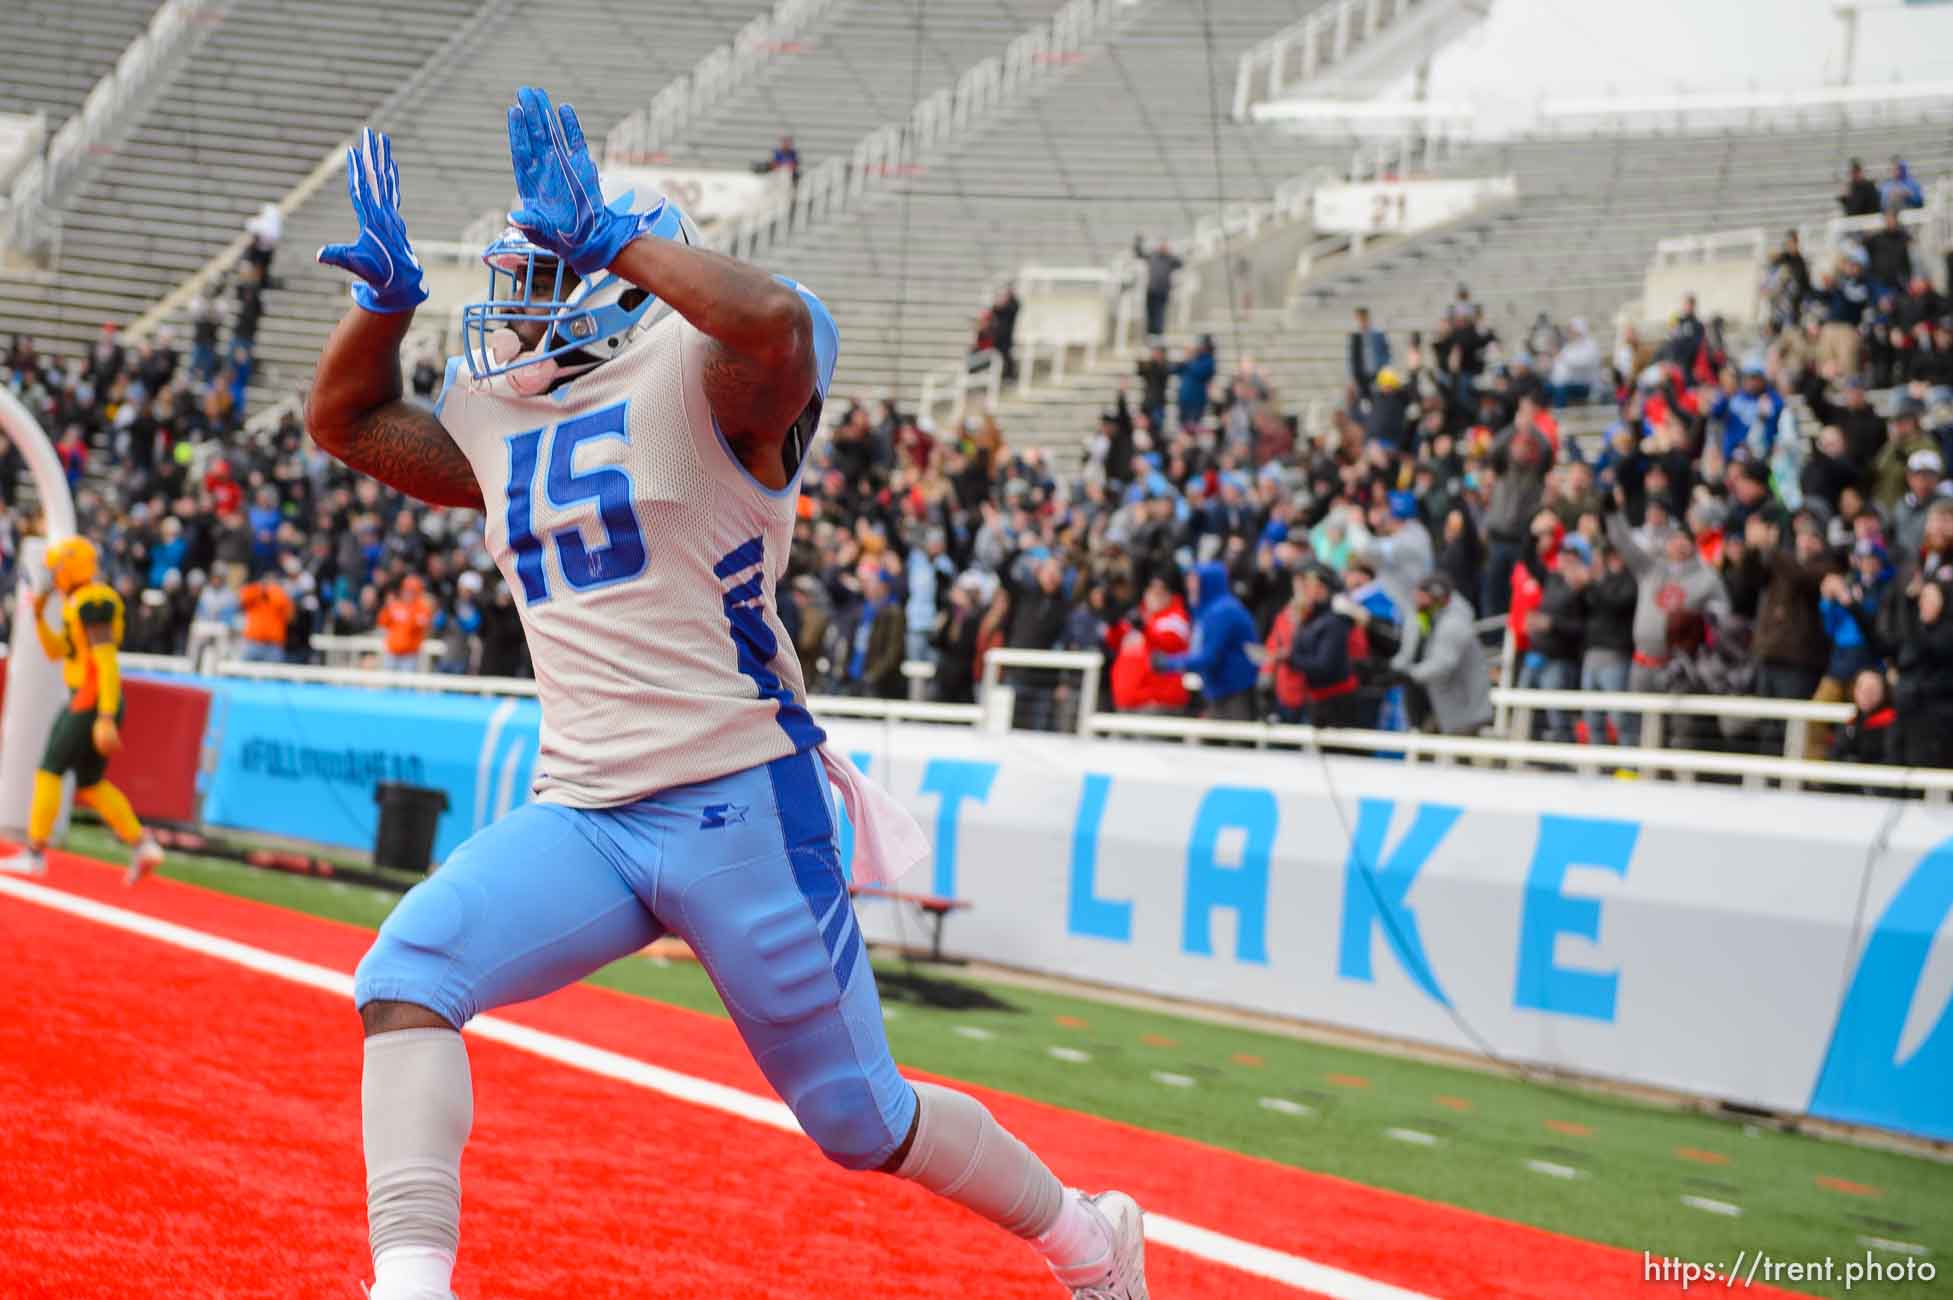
146;516;188;588
1881;157;1925;213
1174;335;1217;430
1158;560;1259;720
1710;363;1785;462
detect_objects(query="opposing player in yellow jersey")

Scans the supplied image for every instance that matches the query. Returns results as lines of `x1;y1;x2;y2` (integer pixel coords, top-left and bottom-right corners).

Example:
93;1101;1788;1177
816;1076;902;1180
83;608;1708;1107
0;536;164;884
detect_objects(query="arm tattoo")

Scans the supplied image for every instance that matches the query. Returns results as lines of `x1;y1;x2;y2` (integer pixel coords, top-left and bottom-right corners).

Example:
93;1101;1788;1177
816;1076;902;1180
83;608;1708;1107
339;401;484;509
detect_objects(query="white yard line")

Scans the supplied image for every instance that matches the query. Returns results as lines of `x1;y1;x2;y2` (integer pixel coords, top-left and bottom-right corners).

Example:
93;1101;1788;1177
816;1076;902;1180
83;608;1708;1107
1;874;1437;1300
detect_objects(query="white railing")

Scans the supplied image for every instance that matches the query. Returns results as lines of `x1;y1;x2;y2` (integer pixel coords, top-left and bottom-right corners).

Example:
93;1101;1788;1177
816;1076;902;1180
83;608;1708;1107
706;0;1124;268
977;647;1105;737
1491;688;1854;763
1533;80;1953;139
603;0;841;167
124;0;519;344
1233;0;1427;120
1085;712;1953;802
2;0;234;259
125;655;1953;796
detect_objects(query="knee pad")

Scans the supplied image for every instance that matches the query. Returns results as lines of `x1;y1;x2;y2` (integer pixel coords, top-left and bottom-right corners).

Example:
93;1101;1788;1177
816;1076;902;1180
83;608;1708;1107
788;1068;909;1172
354;875;472;1024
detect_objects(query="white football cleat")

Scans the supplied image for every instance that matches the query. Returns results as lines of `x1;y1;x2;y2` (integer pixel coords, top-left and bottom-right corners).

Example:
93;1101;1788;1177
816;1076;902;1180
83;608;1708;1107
125;835;163;886
0;848;47;877
1052;1191;1148;1299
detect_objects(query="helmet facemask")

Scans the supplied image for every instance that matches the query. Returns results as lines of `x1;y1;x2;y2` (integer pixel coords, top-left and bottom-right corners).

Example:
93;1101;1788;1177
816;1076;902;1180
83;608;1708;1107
459;191;698;395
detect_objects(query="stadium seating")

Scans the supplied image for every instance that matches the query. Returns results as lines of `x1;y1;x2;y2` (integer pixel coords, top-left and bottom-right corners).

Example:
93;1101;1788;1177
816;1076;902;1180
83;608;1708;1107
743;0;1345;411
977;114;1953;453
0;0;163;128
0;0;486;356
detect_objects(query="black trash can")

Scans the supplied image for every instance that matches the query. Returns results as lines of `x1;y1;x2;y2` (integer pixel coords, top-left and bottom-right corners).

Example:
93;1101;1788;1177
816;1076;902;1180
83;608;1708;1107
373;783;449;873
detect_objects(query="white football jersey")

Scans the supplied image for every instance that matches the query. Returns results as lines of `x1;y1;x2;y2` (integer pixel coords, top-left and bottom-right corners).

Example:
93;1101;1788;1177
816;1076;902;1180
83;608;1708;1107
433;282;837;808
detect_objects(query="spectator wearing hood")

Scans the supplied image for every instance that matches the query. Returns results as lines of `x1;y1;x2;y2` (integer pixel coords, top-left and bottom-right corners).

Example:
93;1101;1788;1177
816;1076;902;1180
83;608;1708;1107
1157;560;1259;720
1390;574;1492;735
1881;157;1925;213
1174;335;1217;430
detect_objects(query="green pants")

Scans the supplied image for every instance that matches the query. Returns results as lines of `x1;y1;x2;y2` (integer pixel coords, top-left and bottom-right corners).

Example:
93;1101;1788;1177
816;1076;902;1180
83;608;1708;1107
41;708;114;789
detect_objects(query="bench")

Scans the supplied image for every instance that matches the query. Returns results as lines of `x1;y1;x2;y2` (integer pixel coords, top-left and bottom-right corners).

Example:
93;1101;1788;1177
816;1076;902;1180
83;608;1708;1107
848;885;971;963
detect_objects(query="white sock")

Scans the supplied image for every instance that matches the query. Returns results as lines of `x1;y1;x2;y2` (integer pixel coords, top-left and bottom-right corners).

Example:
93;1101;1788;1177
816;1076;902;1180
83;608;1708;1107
371;1244;454;1299
893;1082;1064;1238
1033;1188;1112;1277
364;1028;471;1299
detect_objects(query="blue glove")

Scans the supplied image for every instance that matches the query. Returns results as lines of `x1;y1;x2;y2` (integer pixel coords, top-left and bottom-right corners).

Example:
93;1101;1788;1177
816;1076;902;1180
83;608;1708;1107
316;127;428;314
505;85;662;278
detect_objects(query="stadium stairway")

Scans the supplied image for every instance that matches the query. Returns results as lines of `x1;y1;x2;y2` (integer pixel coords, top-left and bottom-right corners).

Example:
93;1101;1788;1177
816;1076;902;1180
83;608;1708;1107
241;0;775;398
231;0;1079;404
739;0;1347;420
0;0;487;360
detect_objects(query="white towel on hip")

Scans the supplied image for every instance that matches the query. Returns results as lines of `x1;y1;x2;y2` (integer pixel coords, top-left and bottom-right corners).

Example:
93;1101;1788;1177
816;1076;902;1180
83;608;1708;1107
818;743;928;886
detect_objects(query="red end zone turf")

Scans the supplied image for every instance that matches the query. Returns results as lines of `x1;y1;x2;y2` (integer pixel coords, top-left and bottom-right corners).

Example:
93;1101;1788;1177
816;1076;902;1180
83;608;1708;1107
0;854;1810;1299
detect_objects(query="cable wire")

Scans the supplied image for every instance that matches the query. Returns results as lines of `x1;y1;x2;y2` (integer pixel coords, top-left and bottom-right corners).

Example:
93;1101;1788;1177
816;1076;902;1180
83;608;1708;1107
1191;0;1539;1083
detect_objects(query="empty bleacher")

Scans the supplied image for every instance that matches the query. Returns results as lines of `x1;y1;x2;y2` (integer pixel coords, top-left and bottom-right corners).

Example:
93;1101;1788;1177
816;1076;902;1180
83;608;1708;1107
745;0;1342;410
0;0;165;130
0;0;485;354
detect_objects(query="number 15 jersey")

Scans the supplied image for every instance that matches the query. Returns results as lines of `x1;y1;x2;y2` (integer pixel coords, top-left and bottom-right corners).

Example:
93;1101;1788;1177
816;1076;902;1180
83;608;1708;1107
434;280;837;809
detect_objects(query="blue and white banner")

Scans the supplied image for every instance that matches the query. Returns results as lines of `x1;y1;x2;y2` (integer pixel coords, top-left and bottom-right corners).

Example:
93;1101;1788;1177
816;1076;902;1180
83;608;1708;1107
157;672;1953;1141
200;679;541;863
821;720;1953;1144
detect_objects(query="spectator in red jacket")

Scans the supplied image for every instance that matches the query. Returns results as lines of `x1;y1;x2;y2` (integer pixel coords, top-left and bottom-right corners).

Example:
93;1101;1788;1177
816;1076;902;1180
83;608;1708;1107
1109;575;1191;712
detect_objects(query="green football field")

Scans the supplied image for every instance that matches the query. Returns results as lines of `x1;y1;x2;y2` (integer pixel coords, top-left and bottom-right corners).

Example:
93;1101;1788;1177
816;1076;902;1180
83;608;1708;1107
63;824;1953;1298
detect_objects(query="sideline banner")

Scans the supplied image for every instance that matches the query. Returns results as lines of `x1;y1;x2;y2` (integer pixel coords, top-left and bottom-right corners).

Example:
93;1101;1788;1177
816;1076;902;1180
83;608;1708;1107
0;673;208;822
138;673;1953;1141
197;679;540;863
821;720;1953;1143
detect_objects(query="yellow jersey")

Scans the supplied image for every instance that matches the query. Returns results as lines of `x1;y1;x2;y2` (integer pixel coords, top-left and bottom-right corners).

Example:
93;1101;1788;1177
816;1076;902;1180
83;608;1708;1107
52;581;125;712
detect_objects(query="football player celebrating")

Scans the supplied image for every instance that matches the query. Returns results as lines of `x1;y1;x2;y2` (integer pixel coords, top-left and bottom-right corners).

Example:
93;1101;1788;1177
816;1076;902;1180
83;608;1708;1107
308;90;1147;1299
1;536;164;884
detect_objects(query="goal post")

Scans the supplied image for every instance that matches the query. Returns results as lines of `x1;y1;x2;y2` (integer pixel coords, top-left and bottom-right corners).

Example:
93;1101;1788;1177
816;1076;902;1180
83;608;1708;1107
0;385;77;838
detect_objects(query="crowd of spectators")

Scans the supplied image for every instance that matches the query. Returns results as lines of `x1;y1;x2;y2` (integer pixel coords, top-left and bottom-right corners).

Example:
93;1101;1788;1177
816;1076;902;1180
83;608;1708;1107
4;150;1951;771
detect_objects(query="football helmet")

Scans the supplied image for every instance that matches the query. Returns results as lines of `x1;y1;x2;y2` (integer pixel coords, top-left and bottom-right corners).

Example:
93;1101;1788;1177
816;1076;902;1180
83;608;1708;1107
44;536;99;594
460;186;699;395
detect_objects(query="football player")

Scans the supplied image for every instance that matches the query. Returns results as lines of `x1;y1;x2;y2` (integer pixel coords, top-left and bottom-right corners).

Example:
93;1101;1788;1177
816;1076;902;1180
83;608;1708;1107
1;536;164;883
308;90;1146;1299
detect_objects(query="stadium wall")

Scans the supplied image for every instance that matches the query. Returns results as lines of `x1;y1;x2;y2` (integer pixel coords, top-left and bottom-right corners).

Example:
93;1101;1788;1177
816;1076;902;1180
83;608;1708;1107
137;672;1953;1143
